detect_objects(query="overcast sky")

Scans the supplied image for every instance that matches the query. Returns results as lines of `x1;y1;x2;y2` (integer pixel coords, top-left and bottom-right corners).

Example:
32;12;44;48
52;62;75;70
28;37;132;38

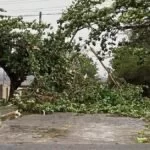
0;0;113;78
0;0;72;27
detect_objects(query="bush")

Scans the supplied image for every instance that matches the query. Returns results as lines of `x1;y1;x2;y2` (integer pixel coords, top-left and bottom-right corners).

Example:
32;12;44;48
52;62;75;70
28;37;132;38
11;51;150;119
13;83;150;118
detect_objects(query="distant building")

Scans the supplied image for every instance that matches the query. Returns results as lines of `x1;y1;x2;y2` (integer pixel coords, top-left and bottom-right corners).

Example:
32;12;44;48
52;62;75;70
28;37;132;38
0;84;10;100
0;68;34;99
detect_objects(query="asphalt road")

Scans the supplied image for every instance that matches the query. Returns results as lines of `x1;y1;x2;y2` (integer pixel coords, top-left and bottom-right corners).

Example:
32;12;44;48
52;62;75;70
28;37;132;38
0;144;150;150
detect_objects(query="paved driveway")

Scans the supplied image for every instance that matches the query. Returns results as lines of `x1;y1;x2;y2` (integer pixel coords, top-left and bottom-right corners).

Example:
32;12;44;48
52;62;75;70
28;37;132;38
0;144;150;150
0;113;145;144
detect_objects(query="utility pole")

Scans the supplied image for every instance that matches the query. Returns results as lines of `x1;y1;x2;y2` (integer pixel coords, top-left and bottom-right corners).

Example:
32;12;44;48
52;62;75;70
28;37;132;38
39;11;42;24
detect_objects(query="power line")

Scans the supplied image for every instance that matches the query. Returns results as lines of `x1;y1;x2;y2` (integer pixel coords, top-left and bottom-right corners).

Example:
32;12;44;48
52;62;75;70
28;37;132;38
9;8;65;13
1;5;68;14
7;5;67;11
12;12;62;18
0;0;49;5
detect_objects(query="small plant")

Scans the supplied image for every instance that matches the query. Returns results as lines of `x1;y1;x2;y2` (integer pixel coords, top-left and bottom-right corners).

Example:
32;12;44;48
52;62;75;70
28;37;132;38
137;130;150;143
0;99;9;106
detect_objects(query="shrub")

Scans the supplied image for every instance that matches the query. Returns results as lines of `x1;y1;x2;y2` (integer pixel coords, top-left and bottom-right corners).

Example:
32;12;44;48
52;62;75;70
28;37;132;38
13;83;150;119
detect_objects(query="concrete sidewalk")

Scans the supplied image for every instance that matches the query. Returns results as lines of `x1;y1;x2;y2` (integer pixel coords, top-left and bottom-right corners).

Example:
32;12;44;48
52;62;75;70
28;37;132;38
0;144;150;150
0;113;146;144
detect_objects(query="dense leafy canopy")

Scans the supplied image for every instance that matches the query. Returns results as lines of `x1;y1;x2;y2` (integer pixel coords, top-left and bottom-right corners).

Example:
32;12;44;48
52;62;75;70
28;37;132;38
0;8;98;100
58;0;149;57
0;11;71;99
0;14;43;98
58;0;150;86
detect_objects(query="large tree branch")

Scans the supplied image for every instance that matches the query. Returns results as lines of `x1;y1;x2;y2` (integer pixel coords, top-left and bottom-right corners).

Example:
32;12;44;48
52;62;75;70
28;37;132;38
69;23;95;44
117;22;150;30
89;47;121;88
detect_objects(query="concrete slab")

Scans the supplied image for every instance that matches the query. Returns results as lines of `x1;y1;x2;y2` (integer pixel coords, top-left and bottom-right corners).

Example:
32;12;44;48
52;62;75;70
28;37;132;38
0;113;146;144
0;144;150;150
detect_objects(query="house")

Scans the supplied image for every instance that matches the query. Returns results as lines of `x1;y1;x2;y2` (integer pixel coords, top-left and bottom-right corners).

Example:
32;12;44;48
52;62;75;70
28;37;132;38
0;84;10;100
0;69;34;99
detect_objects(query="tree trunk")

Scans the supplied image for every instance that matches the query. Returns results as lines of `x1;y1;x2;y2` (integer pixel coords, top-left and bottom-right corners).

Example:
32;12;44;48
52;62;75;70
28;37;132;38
8;79;23;101
89;47;121;88
0;65;26;101
9;82;15;100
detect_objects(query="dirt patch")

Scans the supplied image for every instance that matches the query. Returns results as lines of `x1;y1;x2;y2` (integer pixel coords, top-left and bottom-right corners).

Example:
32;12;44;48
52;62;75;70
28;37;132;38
0;113;146;144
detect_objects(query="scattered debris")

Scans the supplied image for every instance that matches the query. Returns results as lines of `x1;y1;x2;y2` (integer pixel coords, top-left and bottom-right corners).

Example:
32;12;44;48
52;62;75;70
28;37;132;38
0;110;21;121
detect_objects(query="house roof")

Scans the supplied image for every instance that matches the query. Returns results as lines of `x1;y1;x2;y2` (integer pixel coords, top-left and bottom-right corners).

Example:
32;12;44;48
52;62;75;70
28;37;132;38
0;69;34;86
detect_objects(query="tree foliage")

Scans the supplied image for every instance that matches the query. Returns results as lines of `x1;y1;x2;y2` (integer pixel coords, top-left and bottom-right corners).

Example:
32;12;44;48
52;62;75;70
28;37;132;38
58;0;149;58
58;0;150;87
32;52;98;94
1;1;150;119
0;11;64;99
1;0;149;99
0;8;97;100
0;1;148;121
112;47;150;84
0;15;38;98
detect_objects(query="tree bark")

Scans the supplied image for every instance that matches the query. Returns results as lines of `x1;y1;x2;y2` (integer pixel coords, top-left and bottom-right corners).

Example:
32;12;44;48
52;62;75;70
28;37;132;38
89;47;121;88
9;78;24;101
0;64;26;101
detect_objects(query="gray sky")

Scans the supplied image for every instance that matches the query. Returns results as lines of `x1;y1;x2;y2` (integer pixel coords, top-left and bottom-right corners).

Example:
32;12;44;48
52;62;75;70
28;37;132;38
0;0;72;27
